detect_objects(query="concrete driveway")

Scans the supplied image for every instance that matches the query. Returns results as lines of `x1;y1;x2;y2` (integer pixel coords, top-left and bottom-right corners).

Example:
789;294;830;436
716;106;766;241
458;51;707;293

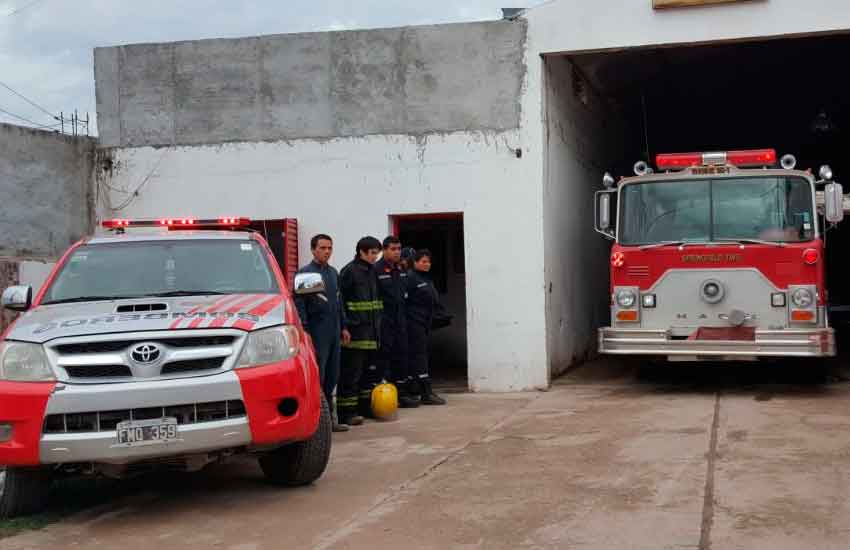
4;359;850;550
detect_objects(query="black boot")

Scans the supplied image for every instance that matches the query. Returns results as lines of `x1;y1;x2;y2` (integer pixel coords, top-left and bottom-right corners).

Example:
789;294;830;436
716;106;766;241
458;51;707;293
396;381;421;408
420;379;446;406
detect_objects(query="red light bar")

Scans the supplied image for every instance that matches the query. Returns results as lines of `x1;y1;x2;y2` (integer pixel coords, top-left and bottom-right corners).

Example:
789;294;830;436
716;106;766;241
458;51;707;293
726;149;777;167
656;149;777;170
102;217;251;230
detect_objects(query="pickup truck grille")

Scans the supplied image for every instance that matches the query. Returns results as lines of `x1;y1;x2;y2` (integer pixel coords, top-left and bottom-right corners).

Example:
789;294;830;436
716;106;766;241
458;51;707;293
43;400;247;434
64;365;133;378
47;332;240;381
55;336;235;355
160;357;226;374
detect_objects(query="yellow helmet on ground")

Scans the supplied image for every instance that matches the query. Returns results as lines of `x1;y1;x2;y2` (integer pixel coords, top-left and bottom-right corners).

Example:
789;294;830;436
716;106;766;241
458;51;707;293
371;382;399;420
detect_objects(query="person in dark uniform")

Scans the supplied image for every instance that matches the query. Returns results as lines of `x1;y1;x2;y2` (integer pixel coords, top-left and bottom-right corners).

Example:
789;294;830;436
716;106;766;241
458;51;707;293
294;234;351;432
406;249;447;405
338;236;383;425
375;236;419;408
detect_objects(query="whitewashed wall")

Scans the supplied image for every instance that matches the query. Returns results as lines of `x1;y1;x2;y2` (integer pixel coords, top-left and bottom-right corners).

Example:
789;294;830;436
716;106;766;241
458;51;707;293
102;130;548;391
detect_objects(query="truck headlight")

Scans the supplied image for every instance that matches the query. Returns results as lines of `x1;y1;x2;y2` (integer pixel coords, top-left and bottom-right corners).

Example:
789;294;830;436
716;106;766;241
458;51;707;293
0;342;54;382
236;326;300;369
616;290;637;308
791;288;814;308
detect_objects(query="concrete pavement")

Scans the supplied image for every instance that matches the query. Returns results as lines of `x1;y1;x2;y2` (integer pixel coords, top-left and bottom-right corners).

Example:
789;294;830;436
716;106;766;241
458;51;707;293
5;360;850;549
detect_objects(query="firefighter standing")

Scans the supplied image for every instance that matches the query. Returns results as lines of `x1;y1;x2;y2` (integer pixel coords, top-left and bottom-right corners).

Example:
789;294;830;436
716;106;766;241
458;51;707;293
405;249;447;405
338;236;383;425
375;236;419;408
294;234;351;432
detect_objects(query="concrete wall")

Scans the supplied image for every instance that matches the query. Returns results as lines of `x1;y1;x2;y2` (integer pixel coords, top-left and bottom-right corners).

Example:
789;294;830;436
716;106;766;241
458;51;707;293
94;21;526;148
0;123;96;260
100;131;549;392
541;56;629;377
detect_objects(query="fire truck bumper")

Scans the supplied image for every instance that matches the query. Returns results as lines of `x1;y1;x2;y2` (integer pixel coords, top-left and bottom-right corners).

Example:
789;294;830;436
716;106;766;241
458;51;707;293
599;327;836;358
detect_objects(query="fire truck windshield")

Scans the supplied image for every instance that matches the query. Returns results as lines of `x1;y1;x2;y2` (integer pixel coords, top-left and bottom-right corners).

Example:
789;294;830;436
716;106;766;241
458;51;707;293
618;176;815;246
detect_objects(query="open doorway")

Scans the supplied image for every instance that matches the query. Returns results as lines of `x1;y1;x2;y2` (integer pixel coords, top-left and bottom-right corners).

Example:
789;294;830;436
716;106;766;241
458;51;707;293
393;213;468;390
549;31;850;361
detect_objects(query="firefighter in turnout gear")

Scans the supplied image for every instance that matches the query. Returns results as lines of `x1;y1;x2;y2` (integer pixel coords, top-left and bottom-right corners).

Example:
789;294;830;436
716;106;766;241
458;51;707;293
405;249;447;405
337;236;383;426
375;236;419;408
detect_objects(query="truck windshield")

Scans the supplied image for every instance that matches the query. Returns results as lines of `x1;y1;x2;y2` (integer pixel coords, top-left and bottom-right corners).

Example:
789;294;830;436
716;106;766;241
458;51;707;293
618;176;815;245
41;239;279;305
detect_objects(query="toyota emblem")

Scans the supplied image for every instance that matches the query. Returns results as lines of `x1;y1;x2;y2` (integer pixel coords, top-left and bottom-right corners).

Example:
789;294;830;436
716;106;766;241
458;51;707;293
131;343;161;364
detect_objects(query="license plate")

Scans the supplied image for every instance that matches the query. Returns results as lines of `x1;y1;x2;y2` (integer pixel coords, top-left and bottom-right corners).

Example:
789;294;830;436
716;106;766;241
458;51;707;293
115;418;179;447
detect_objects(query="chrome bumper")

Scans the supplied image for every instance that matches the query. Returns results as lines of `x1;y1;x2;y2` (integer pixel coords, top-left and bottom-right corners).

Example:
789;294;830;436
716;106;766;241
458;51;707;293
40;417;252;464
599;327;836;358
40;371;251;464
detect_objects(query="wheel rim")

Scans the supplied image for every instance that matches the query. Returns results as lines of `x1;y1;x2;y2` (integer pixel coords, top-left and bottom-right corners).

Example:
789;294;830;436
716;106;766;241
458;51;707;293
0;468;6;500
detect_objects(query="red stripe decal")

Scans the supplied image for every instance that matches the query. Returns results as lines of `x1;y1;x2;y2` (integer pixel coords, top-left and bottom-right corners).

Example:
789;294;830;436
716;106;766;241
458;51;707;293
232;295;285;331
168;294;240;330
207;294;265;328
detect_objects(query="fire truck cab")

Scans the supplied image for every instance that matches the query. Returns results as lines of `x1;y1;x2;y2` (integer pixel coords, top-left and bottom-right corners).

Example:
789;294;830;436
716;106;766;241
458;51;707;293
595;149;846;361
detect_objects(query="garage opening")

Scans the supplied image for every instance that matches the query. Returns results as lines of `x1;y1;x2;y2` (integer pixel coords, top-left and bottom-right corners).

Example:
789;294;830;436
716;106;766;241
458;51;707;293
544;32;850;366
393;214;468;390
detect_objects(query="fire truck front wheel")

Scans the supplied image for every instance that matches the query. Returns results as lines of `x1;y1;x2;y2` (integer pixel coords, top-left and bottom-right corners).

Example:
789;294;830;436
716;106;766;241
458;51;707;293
0;466;52;518
259;394;332;487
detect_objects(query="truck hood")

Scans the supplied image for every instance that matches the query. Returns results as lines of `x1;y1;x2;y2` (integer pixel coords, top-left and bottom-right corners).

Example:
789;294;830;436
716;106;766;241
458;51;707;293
5;294;286;344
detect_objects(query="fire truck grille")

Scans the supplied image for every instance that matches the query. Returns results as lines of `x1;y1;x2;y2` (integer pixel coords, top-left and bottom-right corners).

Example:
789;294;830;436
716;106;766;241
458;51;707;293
43;400;247;434
627;266;650;278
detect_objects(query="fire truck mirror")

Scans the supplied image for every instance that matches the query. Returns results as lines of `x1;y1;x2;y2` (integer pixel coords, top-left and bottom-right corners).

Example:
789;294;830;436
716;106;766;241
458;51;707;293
824;182;845;224
595;191;615;238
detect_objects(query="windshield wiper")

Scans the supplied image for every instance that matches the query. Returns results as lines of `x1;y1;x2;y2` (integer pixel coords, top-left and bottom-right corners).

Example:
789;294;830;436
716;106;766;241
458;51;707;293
639;240;709;250
41;295;145;305
714;238;785;248
142;290;229;297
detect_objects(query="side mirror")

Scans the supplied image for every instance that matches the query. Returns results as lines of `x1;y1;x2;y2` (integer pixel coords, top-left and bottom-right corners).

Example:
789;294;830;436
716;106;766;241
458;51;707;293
2;285;33;312
824;182;844;223
594;190;615;239
293;273;325;296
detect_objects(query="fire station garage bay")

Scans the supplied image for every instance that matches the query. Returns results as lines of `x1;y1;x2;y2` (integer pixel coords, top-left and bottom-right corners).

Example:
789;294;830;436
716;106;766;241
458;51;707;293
90;0;850;392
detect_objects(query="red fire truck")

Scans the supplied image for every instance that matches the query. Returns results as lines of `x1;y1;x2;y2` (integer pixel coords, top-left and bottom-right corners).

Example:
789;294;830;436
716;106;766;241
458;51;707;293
594;148;845;361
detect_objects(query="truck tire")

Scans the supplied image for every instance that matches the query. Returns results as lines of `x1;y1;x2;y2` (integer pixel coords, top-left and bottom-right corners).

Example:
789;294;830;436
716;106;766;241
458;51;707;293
259;394;332;486
0;467;51;518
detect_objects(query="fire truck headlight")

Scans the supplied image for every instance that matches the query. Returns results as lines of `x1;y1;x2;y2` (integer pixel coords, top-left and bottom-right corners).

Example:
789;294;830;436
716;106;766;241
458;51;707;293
642;294;656;308
791;288;814;308
616;290;637;308
771;293;786;307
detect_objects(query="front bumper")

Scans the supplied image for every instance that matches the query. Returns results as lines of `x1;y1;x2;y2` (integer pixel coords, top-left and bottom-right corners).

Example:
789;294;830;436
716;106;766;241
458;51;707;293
0;351;321;466
599;327;836;358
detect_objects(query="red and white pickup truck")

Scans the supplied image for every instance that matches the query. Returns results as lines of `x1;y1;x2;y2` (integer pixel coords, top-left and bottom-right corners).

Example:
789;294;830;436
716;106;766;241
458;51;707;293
0;217;331;517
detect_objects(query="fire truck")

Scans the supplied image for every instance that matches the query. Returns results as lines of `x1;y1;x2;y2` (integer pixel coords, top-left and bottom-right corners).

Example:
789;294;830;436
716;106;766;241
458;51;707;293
594;148;846;361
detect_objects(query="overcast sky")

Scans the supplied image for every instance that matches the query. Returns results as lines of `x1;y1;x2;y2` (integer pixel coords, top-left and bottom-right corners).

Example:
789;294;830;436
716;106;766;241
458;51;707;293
0;1;539;135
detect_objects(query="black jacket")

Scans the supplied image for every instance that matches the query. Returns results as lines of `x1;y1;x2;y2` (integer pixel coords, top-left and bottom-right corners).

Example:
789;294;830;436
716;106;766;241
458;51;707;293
406;269;439;329
375;258;408;326
339;258;382;350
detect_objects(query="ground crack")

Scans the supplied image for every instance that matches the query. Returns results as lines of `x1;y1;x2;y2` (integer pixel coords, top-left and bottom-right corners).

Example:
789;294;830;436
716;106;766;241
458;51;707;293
312;393;545;549
699;393;721;550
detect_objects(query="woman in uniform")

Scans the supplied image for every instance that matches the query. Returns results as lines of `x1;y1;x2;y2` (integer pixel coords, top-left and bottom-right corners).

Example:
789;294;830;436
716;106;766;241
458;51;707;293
405;249;447;405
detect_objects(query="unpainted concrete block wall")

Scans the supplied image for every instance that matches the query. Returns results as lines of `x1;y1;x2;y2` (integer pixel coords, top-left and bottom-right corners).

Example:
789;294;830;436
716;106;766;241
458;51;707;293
94;20;526;148
0;123;96;260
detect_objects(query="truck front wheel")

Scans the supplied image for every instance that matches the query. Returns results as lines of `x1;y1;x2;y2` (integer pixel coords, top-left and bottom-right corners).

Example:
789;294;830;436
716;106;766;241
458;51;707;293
0;467;51;518
259;394;332;486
